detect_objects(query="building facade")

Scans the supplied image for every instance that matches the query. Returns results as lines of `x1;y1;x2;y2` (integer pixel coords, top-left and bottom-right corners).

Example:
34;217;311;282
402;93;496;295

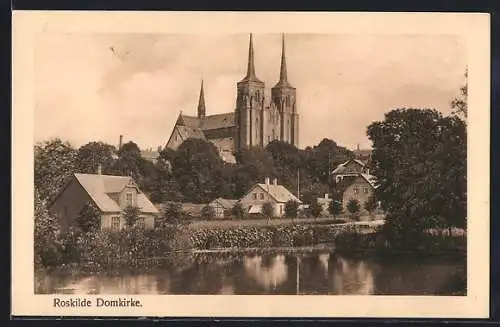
165;34;300;163
341;174;377;214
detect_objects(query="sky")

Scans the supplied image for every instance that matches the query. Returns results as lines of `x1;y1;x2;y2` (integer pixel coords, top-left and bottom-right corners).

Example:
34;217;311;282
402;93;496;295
34;33;467;151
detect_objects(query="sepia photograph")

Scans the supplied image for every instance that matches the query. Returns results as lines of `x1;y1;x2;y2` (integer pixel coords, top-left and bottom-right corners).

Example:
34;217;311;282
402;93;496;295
12;11;490;317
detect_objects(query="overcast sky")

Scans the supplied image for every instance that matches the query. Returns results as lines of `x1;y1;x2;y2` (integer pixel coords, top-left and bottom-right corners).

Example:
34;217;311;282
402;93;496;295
34;33;466;151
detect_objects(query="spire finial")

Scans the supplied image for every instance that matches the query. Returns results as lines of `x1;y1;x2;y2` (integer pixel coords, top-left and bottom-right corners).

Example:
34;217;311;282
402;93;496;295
197;79;206;118
246;34;256;79
239;34;263;84
274;33;292;88
279;34;288;83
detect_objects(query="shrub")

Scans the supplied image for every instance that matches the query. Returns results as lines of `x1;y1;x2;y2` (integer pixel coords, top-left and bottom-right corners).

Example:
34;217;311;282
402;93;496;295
347;199;361;219
285;200;299;218
262;202;275;218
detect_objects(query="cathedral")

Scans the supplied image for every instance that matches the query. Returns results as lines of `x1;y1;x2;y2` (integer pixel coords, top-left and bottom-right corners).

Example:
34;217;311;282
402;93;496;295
165;34;300;163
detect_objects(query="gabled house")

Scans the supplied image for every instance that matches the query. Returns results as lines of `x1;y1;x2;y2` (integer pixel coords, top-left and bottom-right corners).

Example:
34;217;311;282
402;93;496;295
330;158;369;184
339;173;378;214
48;171;159;232
239;177;302;218
209;197;239;218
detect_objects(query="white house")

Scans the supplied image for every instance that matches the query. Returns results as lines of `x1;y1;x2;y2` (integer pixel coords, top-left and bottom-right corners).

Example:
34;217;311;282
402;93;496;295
239;177;302;218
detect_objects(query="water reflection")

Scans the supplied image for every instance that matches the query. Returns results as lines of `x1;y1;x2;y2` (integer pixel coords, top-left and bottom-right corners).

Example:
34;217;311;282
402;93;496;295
243;254;288;290
35;250;466;296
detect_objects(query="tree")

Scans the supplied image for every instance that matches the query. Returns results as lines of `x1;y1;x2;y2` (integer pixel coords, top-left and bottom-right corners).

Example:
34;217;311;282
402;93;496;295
109;141;144;180
34;138;77;201
285;200;299;219
262;202;275;219
76;202;101;233
328;200;343;218
123;205;141;228
161;202;184;225
347;199;361;219
231;202;246;220
76;141;116;174
34;187;60;266
367;108;467;247
201;205;216;220
451;68;468;120
171;139;227;203
309;199;323;222
364;194;378;218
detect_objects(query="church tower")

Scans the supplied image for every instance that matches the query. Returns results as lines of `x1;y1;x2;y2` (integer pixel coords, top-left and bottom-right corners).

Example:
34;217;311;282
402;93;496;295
271;34;299;147
235;34;266;151
197;79;206;119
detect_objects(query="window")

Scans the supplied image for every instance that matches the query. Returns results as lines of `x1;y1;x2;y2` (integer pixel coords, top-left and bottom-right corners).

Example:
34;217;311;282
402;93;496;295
260;193;264;200
363;188;369;194
353;188;359;195
111;216;121;230
126;192;133;206
253;193;257;200
137;217;146;230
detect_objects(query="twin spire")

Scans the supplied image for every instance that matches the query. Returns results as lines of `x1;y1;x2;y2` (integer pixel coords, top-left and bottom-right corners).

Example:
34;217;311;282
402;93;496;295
198;33;292;117
240;33;292;88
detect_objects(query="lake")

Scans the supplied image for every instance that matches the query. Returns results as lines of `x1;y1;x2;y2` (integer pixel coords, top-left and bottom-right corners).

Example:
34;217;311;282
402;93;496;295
35;250;466;295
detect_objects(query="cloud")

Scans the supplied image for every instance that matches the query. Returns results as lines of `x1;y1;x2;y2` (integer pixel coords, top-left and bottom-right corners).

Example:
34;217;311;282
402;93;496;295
34;33;466;150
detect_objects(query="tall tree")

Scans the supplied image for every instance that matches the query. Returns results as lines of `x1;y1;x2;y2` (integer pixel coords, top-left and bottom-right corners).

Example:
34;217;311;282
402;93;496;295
34;138;77;201
34;187;60;266
367;108;467;247
171;139;226;203
76;141;116;174
109;141;144;179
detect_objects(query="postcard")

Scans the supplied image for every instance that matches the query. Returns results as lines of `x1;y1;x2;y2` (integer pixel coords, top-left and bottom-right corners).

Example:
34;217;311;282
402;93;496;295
12;11;490;318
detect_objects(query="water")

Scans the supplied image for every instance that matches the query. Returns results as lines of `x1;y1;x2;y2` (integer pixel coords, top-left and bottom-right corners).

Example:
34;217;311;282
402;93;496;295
35;250;466;295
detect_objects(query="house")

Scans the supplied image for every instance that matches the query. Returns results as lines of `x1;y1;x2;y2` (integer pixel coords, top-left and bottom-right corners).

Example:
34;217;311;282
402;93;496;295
48;170;159;232
239;177;302;218
330;158;369;184
316;194;333;216
340;173;378;214
209;198;239;218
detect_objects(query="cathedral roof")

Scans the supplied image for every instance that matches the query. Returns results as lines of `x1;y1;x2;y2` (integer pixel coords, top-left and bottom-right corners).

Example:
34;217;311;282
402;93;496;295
200;113;235;130
175;125;207;141
178;113;235;131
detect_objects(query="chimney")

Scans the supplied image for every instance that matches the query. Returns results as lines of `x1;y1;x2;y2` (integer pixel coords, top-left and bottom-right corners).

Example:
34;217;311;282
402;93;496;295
119;135;123;149
265;177;270;185
273;178;278;185
324;193;329;199
97;164;102;175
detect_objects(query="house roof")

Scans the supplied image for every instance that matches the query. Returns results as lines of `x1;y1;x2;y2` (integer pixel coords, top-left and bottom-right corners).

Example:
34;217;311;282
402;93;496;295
211;197;238;209
254;183;302;204
331;159;366;175
334;173;378;195
74;173;159;214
